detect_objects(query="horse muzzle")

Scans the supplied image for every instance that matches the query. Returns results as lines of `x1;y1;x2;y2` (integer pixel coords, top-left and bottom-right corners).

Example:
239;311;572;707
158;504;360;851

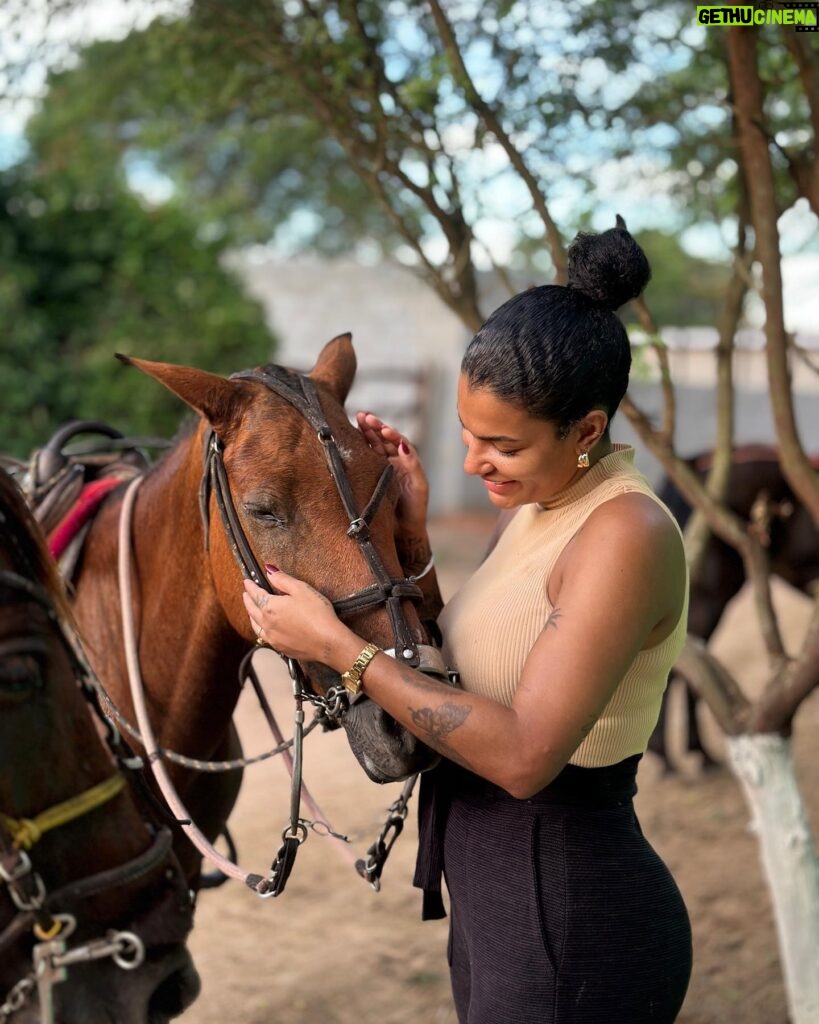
338;643;451;783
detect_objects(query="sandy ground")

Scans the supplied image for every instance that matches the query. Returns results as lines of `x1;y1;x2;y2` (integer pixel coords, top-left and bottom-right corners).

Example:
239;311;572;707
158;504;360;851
181;513;818;1024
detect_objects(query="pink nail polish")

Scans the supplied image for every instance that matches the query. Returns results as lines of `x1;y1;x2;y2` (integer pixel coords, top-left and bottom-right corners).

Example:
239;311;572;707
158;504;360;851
399;441;409;454
265;563;279;573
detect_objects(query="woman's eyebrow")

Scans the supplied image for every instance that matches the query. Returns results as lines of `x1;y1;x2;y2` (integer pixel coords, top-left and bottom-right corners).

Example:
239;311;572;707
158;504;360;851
457;412;522;444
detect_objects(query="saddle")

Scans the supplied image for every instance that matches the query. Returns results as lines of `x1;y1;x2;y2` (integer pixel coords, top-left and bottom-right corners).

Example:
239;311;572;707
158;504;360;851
7;421;168;581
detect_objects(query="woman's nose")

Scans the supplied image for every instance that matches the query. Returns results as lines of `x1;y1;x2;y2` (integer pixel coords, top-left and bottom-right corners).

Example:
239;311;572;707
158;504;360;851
463;440;487;476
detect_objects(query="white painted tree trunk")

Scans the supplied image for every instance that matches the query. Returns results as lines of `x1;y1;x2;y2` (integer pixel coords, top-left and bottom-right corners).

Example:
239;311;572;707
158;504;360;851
727;733;819;1024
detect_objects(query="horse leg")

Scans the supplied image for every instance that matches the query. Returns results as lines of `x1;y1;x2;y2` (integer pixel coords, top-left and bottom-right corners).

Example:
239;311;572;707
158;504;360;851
649;547;743;773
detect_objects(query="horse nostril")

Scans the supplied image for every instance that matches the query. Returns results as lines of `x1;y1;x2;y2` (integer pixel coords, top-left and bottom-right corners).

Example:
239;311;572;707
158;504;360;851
148;961;201;1021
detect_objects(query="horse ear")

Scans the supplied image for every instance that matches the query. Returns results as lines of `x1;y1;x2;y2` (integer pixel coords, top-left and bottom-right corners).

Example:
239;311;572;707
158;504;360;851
309;333;356;404
115;354;247;430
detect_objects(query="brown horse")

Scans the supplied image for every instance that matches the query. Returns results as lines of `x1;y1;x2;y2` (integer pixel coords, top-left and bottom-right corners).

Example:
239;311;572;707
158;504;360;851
0;468;200;1023
649;445;819;771
66;336;439;887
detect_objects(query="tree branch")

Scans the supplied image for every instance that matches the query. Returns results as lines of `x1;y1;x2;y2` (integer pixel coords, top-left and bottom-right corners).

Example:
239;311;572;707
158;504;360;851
727;27;819;527
426;0;568;283
750;591;819;732
780;26;819;216
685;211;752;579
674;635;751;736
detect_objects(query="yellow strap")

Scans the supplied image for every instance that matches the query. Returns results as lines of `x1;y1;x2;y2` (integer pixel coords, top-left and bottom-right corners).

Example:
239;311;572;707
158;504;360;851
0;773;126;851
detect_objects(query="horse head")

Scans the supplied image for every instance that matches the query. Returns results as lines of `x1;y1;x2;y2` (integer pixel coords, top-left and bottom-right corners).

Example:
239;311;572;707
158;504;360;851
117;335;441;783
0;469;200;1023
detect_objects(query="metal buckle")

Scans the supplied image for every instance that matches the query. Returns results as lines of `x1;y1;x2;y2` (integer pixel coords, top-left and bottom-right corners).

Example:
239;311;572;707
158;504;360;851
9;871;47;913
0;848;33;884
346;517;370;540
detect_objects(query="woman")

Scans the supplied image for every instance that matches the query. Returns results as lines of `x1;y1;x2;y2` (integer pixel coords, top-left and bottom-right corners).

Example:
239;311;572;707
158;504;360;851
243;219;692;1023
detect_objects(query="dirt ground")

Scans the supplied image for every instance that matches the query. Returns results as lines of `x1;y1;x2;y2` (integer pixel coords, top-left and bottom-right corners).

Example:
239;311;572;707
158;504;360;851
183;513;818;1024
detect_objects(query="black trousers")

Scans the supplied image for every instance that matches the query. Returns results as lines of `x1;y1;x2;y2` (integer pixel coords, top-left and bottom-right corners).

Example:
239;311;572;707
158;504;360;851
415;755;692;1024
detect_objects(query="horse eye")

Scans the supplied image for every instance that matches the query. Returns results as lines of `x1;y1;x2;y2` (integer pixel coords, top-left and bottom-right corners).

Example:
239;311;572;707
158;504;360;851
243;503;287;529
0;654;45;694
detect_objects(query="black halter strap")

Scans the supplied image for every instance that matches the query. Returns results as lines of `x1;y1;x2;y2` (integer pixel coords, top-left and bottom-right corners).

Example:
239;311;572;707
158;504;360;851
200;367;424;668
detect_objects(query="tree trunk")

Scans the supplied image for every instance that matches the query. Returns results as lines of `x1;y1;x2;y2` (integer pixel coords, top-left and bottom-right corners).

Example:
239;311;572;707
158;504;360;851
726;733;819;1024
727;27;819;525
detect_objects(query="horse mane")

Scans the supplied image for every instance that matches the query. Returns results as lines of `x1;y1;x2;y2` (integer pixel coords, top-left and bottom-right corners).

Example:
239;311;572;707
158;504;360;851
0;468;76;626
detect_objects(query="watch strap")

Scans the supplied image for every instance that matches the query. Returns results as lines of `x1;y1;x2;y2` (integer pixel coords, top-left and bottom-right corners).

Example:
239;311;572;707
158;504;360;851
341;642;380;695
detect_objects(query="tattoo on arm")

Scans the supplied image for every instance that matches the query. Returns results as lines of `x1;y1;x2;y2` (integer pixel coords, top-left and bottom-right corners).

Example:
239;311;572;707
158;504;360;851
395;534;432;575
409;702;470;741
407;700;476;771
544;606;562;631
579;712;598;738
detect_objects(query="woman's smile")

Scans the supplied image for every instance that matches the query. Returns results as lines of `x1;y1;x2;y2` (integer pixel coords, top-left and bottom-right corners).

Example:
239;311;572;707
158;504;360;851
482;477;519;494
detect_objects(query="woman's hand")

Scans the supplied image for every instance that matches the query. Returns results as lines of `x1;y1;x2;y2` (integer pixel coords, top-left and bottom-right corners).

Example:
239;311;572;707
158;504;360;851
355;412;429;534
242;568;356;668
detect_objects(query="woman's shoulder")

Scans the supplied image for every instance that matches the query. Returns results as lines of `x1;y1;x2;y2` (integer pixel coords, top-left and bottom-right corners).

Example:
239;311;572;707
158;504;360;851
590;486;681;533
574;490;685;573
555;490;686;636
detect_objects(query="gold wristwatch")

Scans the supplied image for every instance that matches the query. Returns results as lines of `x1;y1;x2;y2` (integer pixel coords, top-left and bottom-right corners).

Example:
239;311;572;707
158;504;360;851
341;642;380;696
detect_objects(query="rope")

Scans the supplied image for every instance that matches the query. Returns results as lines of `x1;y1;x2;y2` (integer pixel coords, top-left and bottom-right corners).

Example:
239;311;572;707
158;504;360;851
93;684;320;771
118;476;266;890
0;774;126;851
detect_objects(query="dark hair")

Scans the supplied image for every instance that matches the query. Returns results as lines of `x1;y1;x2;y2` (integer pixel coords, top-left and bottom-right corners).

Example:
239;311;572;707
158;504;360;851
461;216;651;438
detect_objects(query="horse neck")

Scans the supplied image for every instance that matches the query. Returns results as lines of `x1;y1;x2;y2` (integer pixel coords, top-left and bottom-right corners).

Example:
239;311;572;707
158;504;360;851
80;427;247;757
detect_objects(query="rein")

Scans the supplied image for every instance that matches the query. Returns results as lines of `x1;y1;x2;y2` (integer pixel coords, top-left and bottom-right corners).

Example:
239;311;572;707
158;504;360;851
118;477;350;896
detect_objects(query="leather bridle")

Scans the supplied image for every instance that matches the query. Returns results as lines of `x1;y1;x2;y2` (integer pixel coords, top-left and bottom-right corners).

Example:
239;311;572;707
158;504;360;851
0;569;192;1023
101;364;447;902
200;366;444;676
191;365;448;893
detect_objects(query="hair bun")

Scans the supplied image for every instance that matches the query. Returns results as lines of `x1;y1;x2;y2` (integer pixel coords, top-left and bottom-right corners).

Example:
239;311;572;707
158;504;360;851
566;215;651;311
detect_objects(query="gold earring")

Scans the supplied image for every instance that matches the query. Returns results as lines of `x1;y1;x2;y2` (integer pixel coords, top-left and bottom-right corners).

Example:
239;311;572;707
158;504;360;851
577;451;590;469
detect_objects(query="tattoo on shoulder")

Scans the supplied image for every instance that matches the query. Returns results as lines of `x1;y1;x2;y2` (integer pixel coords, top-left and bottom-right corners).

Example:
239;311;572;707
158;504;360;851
545;606;562;631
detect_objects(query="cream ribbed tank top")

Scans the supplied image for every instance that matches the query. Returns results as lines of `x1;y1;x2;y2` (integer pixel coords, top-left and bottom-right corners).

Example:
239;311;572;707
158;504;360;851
438;445;689;768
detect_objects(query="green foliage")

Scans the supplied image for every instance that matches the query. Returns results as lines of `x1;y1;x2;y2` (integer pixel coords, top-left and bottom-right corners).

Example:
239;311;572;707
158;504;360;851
609;7;817;227
25;10;407;254
2;0;815;378
636;229;731;326
24;0;729;260
0;163;276;457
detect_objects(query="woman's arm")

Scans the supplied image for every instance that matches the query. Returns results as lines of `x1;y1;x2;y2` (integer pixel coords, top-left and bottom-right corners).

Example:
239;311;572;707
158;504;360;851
245;492;686;798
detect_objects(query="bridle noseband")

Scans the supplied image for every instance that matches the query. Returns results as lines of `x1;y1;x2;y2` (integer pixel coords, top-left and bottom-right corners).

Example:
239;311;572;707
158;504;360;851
200;366;432;671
